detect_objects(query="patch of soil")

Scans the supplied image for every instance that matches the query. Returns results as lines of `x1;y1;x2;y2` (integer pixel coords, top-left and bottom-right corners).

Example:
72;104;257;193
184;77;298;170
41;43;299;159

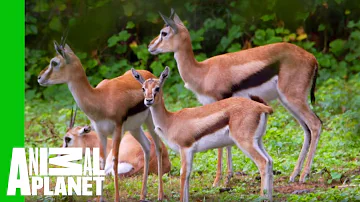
274;176;341;194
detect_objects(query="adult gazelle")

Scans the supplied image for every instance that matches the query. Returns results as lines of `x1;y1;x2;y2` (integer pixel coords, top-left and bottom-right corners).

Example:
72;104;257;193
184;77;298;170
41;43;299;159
38;42;165;201
149;9;321;184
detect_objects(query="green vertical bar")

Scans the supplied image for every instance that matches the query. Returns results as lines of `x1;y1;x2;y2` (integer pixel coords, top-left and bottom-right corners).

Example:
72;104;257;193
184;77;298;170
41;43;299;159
0;0;25;201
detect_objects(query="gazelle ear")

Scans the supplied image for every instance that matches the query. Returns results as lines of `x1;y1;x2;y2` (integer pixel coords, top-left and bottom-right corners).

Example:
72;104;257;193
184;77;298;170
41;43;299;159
79;125;91;135
53;40;70;63
159;10;178;34
64;44;74;54
159;66;170;85
131;68;145;84
173;13;184;26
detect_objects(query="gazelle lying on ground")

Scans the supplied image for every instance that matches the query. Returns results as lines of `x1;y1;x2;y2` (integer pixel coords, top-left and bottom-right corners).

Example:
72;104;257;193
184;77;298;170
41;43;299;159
132;67;274;202
61;108;171;176
149;9;322;184
62;126;171;177
38;41;164;201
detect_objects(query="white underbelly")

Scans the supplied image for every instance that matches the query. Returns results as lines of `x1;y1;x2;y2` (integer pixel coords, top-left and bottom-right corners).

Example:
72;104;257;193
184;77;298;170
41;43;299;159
123;110;149;131
185;82;216;105
233;76;279;102
193;127;234;152
91;119;115;137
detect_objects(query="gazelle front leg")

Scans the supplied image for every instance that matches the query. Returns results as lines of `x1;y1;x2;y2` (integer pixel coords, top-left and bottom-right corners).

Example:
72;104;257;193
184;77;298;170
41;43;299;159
112;124;123;202
180;148;194;202
146;116;164;200
130;127;151;201
225;146;233;185
98;133;108;202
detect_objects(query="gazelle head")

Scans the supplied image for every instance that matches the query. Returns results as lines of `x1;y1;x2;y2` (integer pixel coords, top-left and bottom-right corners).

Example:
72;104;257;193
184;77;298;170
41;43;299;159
63;125;92;148
37;41;80;86
148;9;187;55
61;106;92;148
131;67;170;106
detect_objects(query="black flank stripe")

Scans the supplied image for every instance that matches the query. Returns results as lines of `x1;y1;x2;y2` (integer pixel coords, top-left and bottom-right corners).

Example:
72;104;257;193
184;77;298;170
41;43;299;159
222;61;280;99
122;101;148;122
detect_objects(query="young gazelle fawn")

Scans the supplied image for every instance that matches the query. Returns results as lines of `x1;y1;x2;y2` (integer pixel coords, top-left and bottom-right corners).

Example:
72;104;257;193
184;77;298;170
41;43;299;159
132;67;274;201
38;42;165;201
149;10;322;184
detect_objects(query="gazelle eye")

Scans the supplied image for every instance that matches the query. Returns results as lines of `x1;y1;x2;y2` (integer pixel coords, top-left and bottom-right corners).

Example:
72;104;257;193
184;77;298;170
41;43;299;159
51;60;58;67
155;87;160;92
142;88;145;92
161;32;168;37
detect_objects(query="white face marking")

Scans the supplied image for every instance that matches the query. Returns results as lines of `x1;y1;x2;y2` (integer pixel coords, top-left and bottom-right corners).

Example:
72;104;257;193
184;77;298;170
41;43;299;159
233;76;279;102
50;57;60;69
77;127;86;135
64;134;75;147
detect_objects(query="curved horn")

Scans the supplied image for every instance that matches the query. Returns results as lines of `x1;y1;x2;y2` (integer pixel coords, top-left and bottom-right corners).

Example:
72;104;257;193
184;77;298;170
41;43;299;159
69;105;78;129
169;8;175;19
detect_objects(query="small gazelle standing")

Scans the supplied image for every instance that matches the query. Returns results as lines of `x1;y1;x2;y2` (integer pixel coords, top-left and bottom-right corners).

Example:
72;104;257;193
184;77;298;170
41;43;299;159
132;66;274;201
149;9;322;184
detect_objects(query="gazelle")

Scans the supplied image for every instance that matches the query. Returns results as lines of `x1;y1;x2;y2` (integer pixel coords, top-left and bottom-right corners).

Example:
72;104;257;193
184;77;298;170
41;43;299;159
61;107;171;176
38;42;165;201
61;126;171;177
149;9;322;184
132;67;274;201
104;131;171;177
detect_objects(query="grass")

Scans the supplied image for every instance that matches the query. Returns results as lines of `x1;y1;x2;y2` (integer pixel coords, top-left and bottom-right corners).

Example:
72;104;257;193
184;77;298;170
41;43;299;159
25;74;360;201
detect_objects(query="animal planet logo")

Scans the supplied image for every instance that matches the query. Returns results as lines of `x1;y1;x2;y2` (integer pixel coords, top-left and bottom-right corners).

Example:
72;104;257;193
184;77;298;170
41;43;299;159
7;148;105;196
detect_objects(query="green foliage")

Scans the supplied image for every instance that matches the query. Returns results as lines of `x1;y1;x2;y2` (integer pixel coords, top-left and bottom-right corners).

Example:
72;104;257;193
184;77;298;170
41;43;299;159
25;0;360;101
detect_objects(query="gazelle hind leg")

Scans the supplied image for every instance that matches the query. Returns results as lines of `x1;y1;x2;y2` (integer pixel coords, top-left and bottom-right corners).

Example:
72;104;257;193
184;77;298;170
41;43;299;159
145;116;164;200
256;114;273;197
112;125;123;202
277;88;321;182
230;114;273;201
130;127;151;200
212;148;223;187
225;146;233;185
277;89;311;182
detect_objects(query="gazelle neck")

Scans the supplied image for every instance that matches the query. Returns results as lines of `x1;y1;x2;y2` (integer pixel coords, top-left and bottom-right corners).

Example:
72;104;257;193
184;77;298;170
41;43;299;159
149;96;171;131
174;36;207;91
67;63;98;117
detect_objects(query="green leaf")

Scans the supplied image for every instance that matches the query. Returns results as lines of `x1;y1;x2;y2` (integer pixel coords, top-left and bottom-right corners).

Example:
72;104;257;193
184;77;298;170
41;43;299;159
214;18;226;30
107;35;119;47
261;14;275;22
118;30;131;41
126;21;135;29
318;24;326;31
331;172;342;180
329;39;346;56
49;17;62;32
123;2;135;17
227;43;241;53
228;25;241;40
